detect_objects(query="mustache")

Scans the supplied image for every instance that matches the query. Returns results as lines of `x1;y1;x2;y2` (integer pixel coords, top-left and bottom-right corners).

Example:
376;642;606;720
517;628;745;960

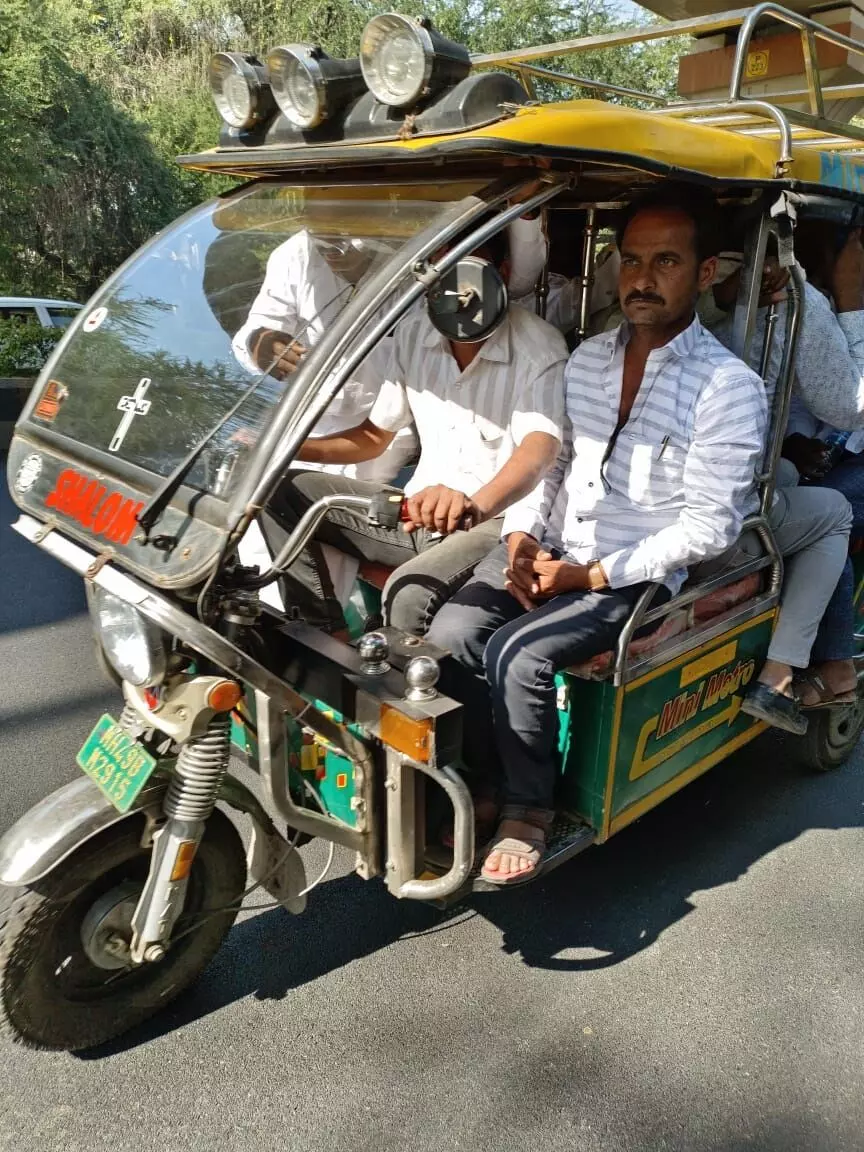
625;290;666;305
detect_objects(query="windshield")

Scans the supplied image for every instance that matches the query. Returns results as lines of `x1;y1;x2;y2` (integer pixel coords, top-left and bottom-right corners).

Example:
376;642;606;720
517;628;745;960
28;184;465;498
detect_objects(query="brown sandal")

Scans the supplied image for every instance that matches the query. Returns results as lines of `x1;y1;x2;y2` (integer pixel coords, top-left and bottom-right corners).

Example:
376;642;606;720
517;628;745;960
795;671;857;711
480;806;554;888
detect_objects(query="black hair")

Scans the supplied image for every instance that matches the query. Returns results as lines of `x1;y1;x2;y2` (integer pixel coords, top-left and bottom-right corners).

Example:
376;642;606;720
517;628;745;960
615;184;721;263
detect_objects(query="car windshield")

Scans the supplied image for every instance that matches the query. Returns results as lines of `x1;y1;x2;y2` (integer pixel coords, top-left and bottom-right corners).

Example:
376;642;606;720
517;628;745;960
30;183;469;498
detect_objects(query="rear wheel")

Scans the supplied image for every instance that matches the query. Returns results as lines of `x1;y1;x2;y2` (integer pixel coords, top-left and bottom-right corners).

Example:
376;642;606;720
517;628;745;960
800;684;864;772
0;808;246;1051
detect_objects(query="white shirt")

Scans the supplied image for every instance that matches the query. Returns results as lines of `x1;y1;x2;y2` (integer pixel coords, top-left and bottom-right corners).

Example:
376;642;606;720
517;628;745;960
232;230;416;482
370;305;568;498
503;318;767;594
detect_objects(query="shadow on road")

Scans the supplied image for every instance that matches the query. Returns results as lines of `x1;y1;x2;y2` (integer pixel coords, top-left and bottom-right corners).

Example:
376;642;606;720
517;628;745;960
79;727;863;1060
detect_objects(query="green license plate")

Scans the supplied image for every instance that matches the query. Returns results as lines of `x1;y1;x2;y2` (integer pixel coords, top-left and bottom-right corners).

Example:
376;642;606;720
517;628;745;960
76;713;157;813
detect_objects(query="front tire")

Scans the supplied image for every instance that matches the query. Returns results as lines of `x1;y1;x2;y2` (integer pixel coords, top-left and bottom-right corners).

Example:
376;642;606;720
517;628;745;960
0;807;246;1051
800;684;864;772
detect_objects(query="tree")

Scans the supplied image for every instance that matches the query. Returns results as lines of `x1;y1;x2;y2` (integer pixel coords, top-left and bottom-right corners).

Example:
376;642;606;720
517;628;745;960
0;0;685;302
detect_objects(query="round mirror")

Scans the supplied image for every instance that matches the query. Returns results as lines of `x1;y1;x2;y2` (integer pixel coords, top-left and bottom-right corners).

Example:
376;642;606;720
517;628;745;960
426;256;508;343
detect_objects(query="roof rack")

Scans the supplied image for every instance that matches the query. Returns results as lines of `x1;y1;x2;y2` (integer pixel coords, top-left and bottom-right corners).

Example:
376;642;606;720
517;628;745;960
472;2;864;174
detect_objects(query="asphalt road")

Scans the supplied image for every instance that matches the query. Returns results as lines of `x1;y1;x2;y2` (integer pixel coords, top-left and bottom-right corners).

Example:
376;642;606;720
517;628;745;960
0;461;862;1152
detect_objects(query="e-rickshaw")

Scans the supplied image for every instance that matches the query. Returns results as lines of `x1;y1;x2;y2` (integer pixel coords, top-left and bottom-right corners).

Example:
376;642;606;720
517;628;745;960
4;3;864;1052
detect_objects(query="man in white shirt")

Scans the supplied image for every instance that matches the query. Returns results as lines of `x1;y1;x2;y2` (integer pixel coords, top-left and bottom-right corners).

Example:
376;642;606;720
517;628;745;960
425;187;785;886
262;232;568;635
232;229;417;484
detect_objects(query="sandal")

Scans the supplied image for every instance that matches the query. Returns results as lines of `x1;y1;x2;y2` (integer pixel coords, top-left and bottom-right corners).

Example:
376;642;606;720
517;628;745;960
795;671;857;711
480;806;554;888
741;682;808;736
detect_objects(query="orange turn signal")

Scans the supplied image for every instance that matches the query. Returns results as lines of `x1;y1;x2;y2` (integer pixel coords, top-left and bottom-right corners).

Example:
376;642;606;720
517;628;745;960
207;680;243;713
380;705;432;762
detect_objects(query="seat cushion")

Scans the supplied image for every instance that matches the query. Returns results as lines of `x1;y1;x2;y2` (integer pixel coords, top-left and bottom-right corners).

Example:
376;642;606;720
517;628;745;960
567;573;761;680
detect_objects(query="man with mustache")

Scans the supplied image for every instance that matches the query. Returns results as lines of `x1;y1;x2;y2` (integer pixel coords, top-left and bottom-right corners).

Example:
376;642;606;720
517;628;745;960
427;185;850;886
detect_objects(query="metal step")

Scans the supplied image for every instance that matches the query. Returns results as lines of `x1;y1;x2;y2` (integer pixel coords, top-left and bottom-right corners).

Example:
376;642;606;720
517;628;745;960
426;813;595;904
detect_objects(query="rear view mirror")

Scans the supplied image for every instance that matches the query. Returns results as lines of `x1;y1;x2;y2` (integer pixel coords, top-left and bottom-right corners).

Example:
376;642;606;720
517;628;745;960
426;256;508;343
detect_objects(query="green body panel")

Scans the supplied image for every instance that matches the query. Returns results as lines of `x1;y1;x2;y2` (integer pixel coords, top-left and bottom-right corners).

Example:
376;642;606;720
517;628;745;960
609;614;774;822
557;676;620;829
230;691;359;828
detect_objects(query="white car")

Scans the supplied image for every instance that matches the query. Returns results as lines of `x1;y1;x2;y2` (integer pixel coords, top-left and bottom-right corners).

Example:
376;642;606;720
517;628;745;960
0;296;82;330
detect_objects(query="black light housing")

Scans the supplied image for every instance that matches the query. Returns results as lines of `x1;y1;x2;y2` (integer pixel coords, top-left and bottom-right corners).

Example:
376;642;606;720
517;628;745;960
359;13;471;109
208;52;275;130
267;44;367;130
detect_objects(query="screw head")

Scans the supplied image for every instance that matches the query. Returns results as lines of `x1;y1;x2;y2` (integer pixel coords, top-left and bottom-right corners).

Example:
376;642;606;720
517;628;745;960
143;943;166;963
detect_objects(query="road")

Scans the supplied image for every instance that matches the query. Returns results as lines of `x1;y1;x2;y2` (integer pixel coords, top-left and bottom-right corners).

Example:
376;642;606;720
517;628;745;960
0;462;862;1152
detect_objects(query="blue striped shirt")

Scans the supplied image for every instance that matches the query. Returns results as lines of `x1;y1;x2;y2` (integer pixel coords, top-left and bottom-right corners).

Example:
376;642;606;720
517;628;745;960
502;317;768;594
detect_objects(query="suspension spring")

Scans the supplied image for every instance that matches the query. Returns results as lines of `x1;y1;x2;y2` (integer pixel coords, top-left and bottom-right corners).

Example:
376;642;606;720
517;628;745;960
118;703;141;730
164;713;231;821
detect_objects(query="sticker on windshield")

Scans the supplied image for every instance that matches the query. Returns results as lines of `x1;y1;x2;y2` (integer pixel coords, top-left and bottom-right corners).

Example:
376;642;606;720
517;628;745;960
15;453;42;493
83;307;108;333
110;378;151;453
33;379;68;423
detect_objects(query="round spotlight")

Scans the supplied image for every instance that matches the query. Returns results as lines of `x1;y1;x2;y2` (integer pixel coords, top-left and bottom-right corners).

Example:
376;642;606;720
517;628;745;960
267;45;366;130
359;13;471;109
208;52;274;130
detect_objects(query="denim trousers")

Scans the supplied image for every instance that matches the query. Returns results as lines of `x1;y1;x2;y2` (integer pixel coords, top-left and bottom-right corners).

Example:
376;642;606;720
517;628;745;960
810;454;864;662
427;543;666;811
262;469;503;634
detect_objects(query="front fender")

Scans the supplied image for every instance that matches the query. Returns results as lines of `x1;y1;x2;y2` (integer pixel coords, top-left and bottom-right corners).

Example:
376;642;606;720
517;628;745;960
0;775;167;887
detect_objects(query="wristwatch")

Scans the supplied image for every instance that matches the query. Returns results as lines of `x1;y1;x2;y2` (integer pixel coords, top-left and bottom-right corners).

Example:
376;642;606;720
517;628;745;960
587;560;609;591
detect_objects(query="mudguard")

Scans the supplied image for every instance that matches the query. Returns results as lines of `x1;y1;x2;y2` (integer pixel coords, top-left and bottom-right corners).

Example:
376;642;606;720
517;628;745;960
0;775;167;886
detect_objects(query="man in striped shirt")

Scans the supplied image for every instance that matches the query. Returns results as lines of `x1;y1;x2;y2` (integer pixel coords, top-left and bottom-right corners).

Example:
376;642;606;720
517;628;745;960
427;187;772;885
263;230;568;635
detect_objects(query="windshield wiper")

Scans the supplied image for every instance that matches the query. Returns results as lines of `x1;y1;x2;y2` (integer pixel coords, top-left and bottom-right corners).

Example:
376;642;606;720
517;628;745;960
137;283;353;542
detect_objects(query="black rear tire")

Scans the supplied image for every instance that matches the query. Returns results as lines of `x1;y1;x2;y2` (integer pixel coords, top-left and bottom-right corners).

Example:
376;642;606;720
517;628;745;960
0;808;246;1051
800;684;864;772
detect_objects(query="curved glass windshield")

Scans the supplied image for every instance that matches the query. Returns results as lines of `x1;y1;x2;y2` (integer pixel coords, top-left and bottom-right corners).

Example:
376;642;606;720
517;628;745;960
32;184;472;497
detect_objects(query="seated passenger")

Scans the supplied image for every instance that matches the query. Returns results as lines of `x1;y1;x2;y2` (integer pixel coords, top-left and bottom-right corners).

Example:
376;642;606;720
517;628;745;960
231;228;416;484
708;235;858;717
427;185;769;885
262;230;569;636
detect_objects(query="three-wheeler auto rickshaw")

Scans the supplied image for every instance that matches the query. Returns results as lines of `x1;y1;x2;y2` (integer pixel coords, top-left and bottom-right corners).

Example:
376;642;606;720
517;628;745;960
4;3;864;1052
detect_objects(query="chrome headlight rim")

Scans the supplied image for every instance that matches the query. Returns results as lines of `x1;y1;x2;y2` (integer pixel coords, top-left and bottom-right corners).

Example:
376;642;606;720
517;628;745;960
89;587;169;688
208;51;273;131
360;13;436;108
267;44;328;130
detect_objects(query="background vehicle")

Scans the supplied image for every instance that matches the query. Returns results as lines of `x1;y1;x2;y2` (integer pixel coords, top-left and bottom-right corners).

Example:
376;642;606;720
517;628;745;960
0;297;82;329
0;299;82;447
2;4;864;1053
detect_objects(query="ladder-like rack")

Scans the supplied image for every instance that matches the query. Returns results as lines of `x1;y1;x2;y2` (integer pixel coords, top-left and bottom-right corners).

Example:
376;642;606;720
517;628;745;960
472;2;864;174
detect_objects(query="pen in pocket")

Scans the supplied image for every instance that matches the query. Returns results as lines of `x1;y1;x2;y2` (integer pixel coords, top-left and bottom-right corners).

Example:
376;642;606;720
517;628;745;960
657;435;670;460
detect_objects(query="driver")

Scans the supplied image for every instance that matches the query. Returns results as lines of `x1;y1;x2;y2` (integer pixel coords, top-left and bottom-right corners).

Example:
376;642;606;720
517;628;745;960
261;229;568;636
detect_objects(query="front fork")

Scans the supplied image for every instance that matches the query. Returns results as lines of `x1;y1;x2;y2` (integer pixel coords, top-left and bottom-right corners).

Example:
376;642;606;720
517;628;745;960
127;706;232;964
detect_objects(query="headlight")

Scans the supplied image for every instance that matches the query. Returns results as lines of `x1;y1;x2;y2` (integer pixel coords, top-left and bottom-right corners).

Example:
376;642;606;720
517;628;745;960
208;52;274;130
359;13;471;109
266;44;365;130
90;588;169;687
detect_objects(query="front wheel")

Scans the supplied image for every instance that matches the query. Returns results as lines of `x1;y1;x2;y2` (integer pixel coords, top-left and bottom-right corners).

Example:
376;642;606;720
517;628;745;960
800;684;864;772
0;807;246;1051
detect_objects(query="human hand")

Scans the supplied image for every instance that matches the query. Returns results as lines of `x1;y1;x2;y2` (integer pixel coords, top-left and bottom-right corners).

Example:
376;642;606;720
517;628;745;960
528;558;590;598
831;228;864;313
403;486;478;534
251;329;307;380
782;433;831;480
759;258;789;306
504;532;544;609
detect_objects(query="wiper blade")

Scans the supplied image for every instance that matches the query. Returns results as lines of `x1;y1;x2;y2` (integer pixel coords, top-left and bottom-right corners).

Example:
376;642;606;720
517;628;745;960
137;282;353;541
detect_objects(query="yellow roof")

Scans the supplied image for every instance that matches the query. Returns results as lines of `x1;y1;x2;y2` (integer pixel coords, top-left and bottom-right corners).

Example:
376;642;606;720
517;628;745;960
183;98;864;195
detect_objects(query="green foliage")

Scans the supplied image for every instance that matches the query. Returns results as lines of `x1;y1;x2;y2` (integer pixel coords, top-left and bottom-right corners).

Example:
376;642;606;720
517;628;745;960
0;0;684;302
0;318;62;376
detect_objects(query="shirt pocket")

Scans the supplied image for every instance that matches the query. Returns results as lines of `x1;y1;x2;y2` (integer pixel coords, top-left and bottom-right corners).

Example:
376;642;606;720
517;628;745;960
469;414;507;483
624;438;687;507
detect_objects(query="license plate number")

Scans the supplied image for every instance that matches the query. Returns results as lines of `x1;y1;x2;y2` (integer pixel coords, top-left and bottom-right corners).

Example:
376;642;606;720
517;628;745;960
76;713;157;812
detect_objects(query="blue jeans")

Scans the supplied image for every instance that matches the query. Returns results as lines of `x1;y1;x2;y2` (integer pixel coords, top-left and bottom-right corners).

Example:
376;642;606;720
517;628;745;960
427;543;667;811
